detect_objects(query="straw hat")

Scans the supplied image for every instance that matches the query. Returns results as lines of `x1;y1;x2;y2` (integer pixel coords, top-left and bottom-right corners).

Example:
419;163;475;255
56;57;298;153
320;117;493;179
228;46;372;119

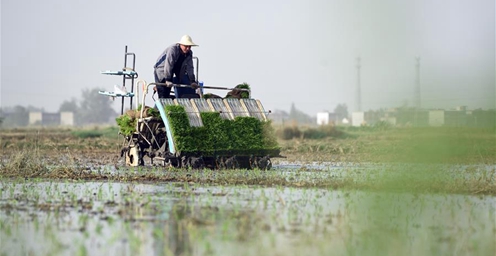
178;35;199;46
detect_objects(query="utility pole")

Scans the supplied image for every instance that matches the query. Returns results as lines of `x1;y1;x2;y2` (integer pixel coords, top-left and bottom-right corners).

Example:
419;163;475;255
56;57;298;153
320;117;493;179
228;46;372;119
415;57;421;109
356;57;362;112
414;57;421;126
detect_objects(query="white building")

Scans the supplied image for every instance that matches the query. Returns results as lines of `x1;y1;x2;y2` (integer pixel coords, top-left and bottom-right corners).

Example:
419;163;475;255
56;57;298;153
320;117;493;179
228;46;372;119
28;111;74;127
429;110;445;127
60;112;74;126
317;112;330;125
29;112;43;125
352;112;365;127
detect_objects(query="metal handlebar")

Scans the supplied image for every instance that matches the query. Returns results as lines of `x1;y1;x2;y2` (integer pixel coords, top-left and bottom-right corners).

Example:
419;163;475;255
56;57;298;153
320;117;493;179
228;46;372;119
152;82;250;92
135;80;252;121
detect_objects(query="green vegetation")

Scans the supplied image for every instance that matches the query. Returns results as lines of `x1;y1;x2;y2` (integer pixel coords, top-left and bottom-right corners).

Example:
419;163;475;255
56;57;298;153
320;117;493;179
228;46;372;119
71;130;103;138
0;157;494;195
115;105;161;136
1;125;495;195
165;105;280;156
1;125;494;173
350;126;496;164
226;82;251;99
278;126;495;165
381;127;494;164
115;114;136;136
71;126;120;139
276;124;346;140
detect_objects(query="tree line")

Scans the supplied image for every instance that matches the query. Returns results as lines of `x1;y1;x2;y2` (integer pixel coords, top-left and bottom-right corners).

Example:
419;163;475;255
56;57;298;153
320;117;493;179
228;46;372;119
1;87;350;128
0;88;117;127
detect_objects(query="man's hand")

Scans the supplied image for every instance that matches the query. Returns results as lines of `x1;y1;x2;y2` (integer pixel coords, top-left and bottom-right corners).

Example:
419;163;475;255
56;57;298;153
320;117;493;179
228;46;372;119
191;82;199;89
165;81;173;87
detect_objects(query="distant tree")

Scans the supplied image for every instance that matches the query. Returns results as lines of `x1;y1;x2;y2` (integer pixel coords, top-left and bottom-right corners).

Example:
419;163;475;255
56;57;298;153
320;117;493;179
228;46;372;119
268;109;289;124
59;98;79;113
289;103;297;119
3;105;29;127
78;88;117;125
334;103;349;120
26;105;43;112
289;103;313;124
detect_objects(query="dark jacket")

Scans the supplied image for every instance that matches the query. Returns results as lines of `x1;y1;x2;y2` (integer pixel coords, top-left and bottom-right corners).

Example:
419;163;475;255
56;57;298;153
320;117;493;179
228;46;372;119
154;44;196;83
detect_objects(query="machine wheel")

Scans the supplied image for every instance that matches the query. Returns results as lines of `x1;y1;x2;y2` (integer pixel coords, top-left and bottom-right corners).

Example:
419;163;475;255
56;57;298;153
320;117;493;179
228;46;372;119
248;156;272;170
163;154;180;168
168;158;181;168
126;144;144;166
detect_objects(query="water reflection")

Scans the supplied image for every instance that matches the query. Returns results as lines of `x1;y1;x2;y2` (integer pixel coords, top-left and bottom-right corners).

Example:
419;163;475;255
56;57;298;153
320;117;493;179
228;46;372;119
153;203;193;256
0;180;494;255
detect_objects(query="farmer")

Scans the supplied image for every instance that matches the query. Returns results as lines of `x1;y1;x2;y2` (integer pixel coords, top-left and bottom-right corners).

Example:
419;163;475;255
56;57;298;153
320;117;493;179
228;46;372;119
153;35;199;98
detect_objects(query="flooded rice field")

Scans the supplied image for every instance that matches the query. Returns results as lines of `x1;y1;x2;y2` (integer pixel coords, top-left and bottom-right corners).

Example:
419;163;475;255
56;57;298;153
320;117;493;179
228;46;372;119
1;127;495;255
1;163;495;256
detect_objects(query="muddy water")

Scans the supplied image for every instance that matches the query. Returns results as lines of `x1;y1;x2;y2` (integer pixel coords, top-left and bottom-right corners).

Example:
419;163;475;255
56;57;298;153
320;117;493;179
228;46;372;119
1;179;495;256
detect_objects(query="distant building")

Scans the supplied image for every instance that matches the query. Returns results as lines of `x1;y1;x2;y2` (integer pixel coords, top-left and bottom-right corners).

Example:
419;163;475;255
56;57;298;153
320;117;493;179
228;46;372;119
29;111;74;127
317;112;329;125
29;112;42;125
429;110;445;127
429;109;468;127
380;116;397;126
60;112;74;126
352;112;365;127
469;109;496;127
348;106;494;128
316;112;338;125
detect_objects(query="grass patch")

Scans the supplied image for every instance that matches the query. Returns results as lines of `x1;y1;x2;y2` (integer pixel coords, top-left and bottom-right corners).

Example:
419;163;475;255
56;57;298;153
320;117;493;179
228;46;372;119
275;124;349;140
1;126;494;195
0;150;49;177
71;130;103;138
364;127;496;164
279;126;496;164
71;127;120;139
1;147;495;195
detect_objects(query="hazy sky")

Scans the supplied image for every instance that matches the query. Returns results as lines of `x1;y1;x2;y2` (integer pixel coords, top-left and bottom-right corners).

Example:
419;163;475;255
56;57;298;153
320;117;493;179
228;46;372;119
1;0;494;115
